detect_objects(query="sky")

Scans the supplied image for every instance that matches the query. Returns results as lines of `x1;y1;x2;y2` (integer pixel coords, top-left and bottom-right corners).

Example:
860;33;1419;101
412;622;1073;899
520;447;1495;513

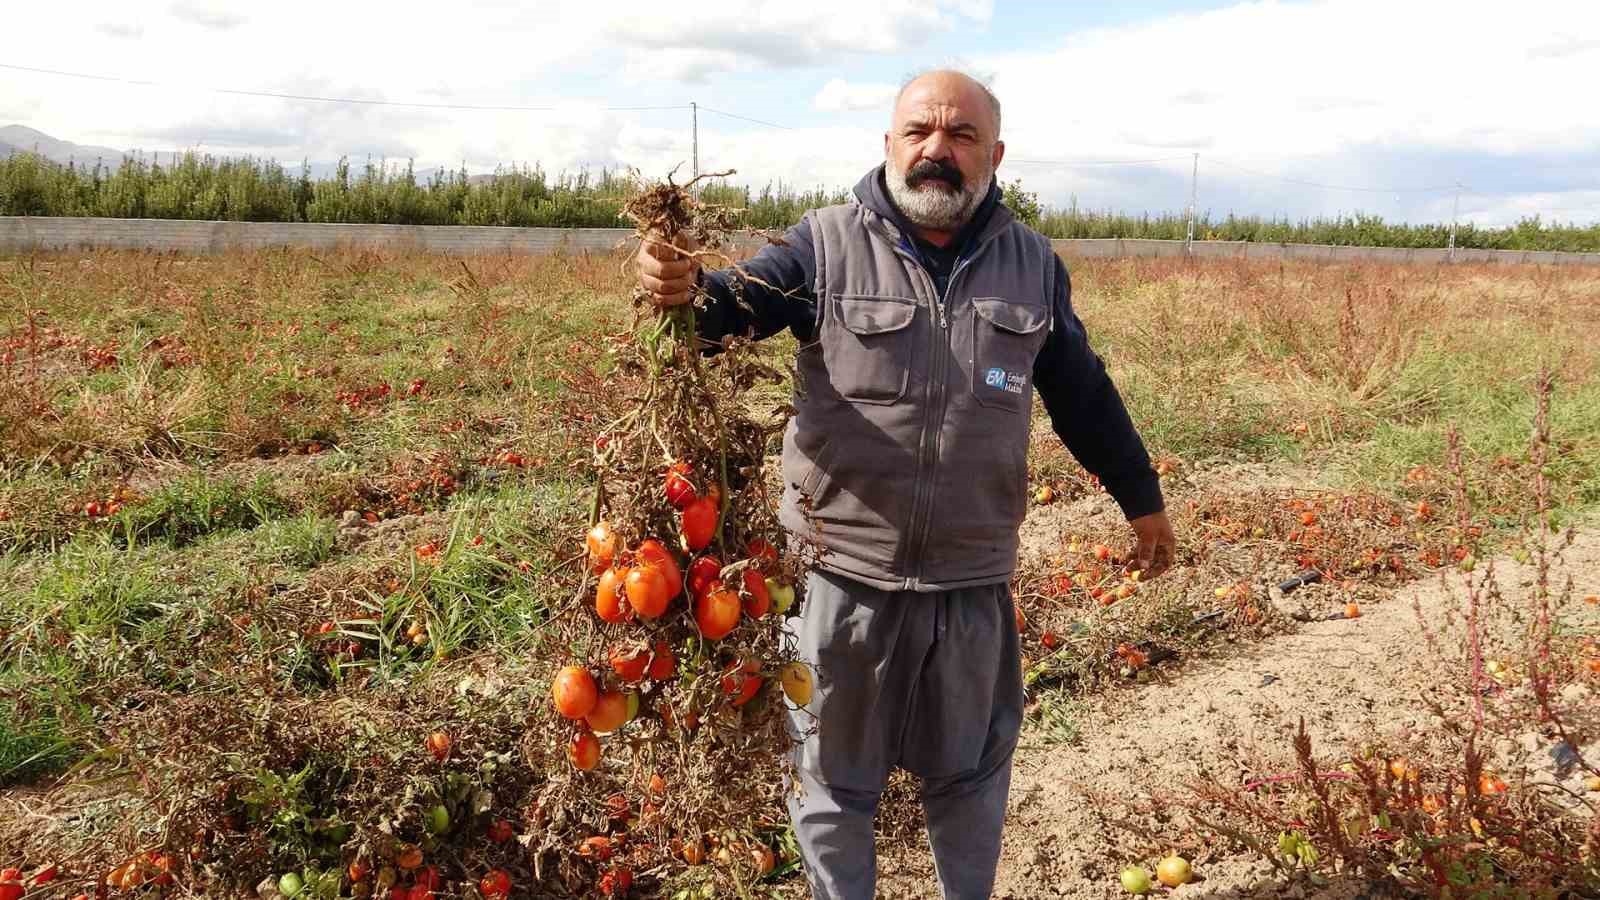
3;0;1599;227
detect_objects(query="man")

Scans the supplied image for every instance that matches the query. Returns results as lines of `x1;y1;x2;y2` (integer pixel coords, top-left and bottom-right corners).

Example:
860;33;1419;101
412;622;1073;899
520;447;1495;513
636;70;1175;900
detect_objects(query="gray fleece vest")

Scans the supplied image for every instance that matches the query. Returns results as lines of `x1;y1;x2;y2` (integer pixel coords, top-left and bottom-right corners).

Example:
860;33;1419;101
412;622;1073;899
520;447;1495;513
778;200;1058;592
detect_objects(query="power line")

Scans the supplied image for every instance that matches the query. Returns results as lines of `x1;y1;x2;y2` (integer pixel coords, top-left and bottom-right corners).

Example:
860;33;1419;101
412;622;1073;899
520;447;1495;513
696;105;792;130
0;62;690;113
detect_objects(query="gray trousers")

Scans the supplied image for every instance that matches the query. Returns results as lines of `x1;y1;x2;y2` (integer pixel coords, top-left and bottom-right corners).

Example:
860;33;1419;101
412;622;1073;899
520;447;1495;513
786;570;1024;900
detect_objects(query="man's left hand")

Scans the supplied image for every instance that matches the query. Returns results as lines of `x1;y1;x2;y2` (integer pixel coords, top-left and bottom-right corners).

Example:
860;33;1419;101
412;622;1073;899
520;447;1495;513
1128;510;1176;579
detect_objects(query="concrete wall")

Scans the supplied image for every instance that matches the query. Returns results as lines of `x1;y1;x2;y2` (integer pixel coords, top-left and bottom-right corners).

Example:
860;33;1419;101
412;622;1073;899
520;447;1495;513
0;217;639;256
2;217;1597;266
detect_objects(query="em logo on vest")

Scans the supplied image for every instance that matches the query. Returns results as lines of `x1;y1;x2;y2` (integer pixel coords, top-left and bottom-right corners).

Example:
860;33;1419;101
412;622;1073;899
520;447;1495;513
984;368;1027;395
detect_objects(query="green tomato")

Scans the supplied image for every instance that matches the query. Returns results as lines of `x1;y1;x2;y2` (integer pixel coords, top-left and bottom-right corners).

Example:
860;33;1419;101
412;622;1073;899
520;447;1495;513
278;872;304;898
1120;866;1152;895
767;578;796;615
426;804;450;835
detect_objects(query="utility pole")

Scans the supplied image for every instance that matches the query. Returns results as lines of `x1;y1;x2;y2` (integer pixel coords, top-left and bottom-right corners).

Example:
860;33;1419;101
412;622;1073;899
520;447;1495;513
691;102;699;180
1448;181;1461;262
1185;152;1198;255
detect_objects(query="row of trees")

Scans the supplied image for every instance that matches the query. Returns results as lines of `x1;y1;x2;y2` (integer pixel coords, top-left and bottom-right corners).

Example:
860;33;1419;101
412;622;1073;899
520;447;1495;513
1;150;1595;251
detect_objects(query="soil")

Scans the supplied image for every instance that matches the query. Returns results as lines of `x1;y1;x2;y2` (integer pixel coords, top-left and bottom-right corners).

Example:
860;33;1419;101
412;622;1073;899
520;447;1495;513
874;516;1600;899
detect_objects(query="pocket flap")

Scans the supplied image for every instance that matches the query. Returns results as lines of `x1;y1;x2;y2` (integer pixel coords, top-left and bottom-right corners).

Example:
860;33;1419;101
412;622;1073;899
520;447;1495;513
837;295;918;336
973;297;1048;335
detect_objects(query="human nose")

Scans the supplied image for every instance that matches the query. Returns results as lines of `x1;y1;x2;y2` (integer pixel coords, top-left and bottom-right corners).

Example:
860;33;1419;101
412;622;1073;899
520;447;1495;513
920;129;953;162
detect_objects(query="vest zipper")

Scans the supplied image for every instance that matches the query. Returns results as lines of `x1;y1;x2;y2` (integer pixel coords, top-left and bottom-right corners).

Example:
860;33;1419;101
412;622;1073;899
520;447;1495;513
871;214;1007;590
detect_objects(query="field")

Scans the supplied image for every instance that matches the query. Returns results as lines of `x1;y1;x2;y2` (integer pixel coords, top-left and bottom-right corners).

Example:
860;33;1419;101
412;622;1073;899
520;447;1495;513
2;246;1598;899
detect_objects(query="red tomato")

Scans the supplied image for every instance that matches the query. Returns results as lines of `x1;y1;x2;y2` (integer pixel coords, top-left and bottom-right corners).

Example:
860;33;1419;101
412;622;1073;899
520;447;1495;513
647;640;676;680
609;644;650;682
487;819;515;843
680;496;719;551
598;867;633;897
636;539;683;600
595;567;633;623
687;555;722;598
720;661;762;706
695;583;742;640
747;538;778;564
741;568;771;618
415;866;441;891
479;869;512;900
664;461;696;509
0;869;21;900
624;565;671;619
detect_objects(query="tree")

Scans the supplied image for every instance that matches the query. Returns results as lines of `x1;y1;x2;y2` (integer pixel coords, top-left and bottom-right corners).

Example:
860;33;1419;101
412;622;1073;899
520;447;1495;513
1001;177;1041;229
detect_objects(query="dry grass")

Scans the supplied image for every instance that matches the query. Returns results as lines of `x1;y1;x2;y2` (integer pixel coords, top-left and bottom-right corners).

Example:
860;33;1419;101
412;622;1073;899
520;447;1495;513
1;249;1597;897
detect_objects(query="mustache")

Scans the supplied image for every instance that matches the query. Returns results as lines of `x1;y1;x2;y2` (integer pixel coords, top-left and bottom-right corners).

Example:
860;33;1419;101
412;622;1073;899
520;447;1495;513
904;158;964;191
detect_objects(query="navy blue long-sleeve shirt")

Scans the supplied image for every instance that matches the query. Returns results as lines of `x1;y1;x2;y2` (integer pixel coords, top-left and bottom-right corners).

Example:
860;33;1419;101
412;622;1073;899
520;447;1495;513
696;168;1164;521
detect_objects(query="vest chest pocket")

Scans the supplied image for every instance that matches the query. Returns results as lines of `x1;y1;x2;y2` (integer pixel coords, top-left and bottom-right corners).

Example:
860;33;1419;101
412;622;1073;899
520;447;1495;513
971;297;1049;412
827;294;919;405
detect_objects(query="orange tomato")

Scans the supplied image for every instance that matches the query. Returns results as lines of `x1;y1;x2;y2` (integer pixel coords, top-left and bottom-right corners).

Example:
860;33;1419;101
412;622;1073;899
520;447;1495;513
396;845;424;870
349;860;371;883
636;539;683;599
681;838;705;865
585;690;630;734
609;644;650;682
552;666;599;720
1345;602;1362;619
586;522;619;573
625;564;672;619
568;730;601;770
647;640;676;680
681;496;719;551
751;844;775;875
741;568;771;618
695;582;742;640
425;730;451;762
595;567;633;623
579;835;615;861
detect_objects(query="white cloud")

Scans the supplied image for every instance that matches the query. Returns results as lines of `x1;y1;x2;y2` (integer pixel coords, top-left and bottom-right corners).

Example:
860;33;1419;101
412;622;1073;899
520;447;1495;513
168;0;247;30
813;79;899;113
607;0;992;81
1;0;1596;226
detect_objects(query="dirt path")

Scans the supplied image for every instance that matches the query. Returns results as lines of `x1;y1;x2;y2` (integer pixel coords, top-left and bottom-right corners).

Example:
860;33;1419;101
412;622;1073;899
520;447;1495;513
876;529;1600;900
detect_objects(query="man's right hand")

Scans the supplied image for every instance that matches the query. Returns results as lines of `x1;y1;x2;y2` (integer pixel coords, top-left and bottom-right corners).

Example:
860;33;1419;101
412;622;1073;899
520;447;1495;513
636;232;700;307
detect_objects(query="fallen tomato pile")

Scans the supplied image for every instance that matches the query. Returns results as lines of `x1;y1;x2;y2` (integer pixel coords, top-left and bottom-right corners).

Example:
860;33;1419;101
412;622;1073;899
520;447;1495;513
528;174;812;896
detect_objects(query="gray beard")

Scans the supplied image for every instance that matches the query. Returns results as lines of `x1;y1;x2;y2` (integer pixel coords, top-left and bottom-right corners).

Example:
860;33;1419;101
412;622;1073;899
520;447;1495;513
885;162;992;232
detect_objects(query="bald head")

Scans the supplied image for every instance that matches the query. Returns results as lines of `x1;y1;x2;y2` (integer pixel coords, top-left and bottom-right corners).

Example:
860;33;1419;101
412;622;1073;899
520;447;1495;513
883;69;1006;241
893;70;1001;140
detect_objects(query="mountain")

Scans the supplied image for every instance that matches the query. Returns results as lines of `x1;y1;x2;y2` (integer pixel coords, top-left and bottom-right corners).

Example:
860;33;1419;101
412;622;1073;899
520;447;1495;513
0;125;128;165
